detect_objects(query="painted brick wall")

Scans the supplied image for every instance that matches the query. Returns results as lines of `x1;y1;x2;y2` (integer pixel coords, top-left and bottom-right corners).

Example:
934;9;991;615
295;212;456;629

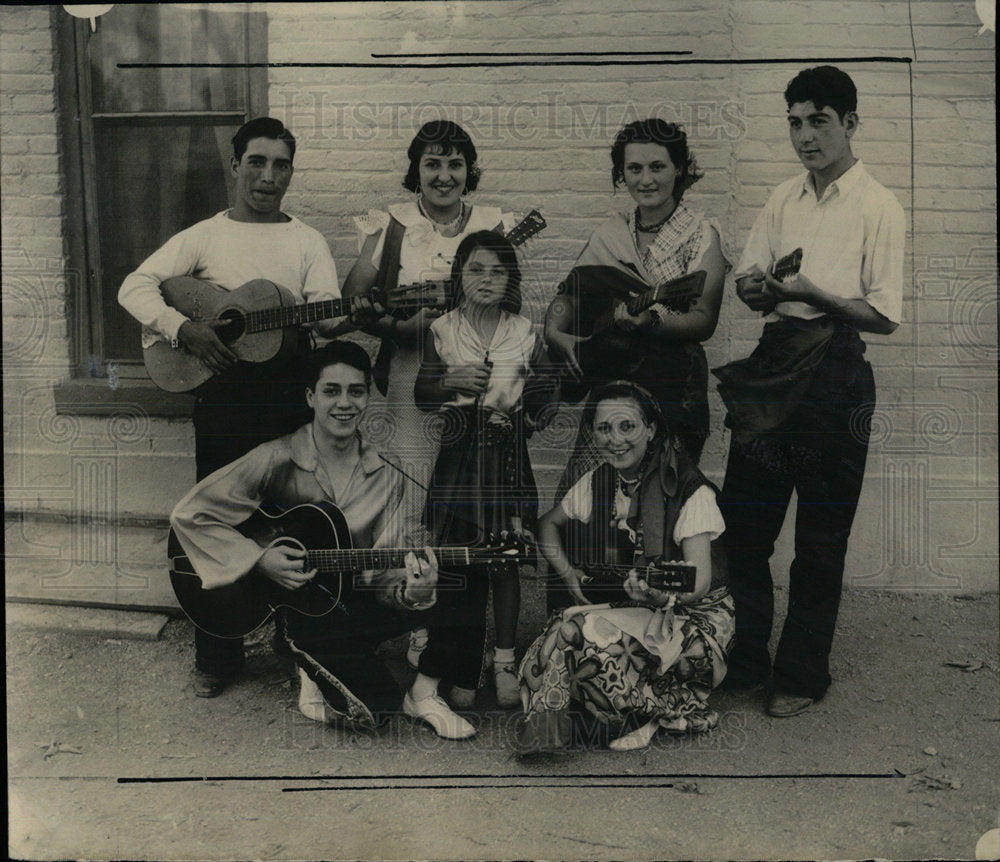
1;1;995;601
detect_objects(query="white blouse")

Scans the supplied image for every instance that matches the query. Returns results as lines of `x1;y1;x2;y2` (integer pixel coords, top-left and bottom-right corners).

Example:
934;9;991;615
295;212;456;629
354;201;513;287
561;471;725;545
430;308;540;417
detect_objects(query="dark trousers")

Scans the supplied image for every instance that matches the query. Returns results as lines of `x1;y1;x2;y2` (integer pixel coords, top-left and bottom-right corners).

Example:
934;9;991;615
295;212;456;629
280;591;412;723
416;565;491;690
280;569;490;722
718;345;875;700
192;359;313;678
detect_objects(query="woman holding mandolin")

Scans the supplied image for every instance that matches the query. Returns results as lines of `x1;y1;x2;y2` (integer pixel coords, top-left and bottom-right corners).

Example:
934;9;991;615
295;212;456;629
545;118;729;493
342;120;515;483
342;120;516;674
518;381;734;755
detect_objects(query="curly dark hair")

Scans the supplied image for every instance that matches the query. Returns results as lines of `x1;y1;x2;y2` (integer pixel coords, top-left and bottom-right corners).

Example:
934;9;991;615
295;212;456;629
784;65;858;121
402;120;482;194
610;118;702;202
447;230;522;314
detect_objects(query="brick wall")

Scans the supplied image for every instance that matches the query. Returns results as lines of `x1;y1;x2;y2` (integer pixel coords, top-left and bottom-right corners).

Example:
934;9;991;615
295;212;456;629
1;1;995;600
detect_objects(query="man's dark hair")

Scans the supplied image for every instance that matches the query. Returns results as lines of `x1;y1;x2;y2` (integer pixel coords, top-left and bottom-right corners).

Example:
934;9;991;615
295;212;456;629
784;66;858;121
610;118;702;202
447;229;522;314
308;340;373;390
232;117;297;164
402;120;481;194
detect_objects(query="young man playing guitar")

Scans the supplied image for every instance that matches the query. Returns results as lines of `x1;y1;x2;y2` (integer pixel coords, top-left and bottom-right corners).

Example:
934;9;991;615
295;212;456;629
170;341;479;739
118;117;341;697
714;66;905;717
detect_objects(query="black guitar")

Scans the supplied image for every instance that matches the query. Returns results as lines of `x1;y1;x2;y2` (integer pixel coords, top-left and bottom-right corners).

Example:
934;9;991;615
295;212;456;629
168;501;528;639
553;267;707;403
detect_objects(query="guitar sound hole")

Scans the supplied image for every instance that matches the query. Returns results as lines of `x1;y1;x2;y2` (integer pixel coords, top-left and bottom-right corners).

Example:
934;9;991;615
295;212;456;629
217;309;246;344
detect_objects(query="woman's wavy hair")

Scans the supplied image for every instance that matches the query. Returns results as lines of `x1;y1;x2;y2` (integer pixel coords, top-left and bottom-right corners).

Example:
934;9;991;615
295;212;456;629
402;120;482;194
583;380;668;439
610;118;702;202
447;230;522;314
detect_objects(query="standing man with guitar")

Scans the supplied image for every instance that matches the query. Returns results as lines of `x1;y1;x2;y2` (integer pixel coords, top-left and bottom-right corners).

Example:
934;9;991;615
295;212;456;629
714;66;905;717
170;341;479;739
119;117;341;697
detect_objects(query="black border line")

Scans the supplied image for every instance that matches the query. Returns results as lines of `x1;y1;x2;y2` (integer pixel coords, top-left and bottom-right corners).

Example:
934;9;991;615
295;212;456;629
370;51;695;57
117;56;913;70
118;769;906;784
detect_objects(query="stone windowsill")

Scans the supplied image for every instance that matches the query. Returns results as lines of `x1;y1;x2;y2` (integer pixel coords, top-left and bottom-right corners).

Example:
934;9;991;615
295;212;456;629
53;378;195;418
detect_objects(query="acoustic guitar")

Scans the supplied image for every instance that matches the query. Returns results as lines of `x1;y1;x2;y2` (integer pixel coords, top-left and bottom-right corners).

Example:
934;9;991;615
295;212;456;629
144;210;547;393
168;500;529;639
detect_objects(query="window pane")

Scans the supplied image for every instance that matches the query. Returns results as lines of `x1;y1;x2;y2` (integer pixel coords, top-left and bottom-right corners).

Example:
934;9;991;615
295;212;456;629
89;5;247;114
96;122;239;362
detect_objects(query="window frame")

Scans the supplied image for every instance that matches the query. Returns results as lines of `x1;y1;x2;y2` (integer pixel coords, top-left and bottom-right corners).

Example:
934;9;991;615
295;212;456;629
53;6;267;410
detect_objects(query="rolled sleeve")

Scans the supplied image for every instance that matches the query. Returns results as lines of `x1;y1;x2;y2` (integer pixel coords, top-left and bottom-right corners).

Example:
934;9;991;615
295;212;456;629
861;198;906;325
169;447;275;589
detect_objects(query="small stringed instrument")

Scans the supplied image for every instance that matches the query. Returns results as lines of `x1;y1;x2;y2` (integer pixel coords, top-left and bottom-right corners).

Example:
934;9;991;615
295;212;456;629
562;558;698;604
143;210;547;393
771;247;804;282
555;267;707;403
168;500;529;639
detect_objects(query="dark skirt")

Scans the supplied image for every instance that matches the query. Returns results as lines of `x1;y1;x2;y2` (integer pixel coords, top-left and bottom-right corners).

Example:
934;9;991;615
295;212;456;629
424;406;538;546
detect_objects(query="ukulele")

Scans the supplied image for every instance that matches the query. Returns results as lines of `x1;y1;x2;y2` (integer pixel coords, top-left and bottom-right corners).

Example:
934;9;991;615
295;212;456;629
143;210;547;393
168;500;530;639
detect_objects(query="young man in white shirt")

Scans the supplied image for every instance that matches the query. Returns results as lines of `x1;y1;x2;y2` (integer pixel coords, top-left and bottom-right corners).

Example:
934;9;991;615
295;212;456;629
119;117;341;697
716;66;905;717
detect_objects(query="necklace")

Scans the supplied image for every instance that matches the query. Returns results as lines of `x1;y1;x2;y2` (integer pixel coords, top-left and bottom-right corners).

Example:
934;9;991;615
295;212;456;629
419;197;465;233
634;206;674;234
617;471;641;498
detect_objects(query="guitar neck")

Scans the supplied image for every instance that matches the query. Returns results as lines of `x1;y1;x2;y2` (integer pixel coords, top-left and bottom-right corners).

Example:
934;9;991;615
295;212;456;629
622;271;707;317
244;297;352;334
305;546;509;572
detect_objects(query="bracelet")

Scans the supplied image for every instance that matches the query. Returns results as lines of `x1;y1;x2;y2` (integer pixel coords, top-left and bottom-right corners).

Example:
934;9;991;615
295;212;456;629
395;581;434;611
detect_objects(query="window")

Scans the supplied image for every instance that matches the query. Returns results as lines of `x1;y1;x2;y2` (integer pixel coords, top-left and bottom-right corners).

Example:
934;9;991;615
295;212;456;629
56;4;267;379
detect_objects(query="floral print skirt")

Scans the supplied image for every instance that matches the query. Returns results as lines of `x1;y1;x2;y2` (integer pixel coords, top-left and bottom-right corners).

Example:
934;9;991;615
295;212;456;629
518;588;735;752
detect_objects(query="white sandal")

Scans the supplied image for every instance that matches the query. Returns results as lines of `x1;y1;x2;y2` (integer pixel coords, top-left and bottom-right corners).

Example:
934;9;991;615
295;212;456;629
608;719;659;751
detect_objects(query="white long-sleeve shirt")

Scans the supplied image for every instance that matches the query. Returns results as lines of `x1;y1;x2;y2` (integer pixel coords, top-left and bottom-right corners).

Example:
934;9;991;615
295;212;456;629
118;210;340;345
735;160;905;325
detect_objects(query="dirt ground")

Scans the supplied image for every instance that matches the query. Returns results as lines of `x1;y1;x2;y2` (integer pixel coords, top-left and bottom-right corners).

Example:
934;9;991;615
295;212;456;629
6;578;1000;862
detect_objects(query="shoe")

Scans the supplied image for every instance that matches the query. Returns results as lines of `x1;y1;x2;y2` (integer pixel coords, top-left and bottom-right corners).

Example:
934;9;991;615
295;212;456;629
402;691;476;740
449;685;476;709
192;670;229;698
608;719;659;752
493;661;521;709
406;628;428;670
767;692;815;717
298;667;327;722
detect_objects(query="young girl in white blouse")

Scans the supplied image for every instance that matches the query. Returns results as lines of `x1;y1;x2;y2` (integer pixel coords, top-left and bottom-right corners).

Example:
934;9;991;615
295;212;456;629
415;230;551;708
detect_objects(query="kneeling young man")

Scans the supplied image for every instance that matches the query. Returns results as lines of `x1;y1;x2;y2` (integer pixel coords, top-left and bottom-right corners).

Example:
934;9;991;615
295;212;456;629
171;341;479;739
